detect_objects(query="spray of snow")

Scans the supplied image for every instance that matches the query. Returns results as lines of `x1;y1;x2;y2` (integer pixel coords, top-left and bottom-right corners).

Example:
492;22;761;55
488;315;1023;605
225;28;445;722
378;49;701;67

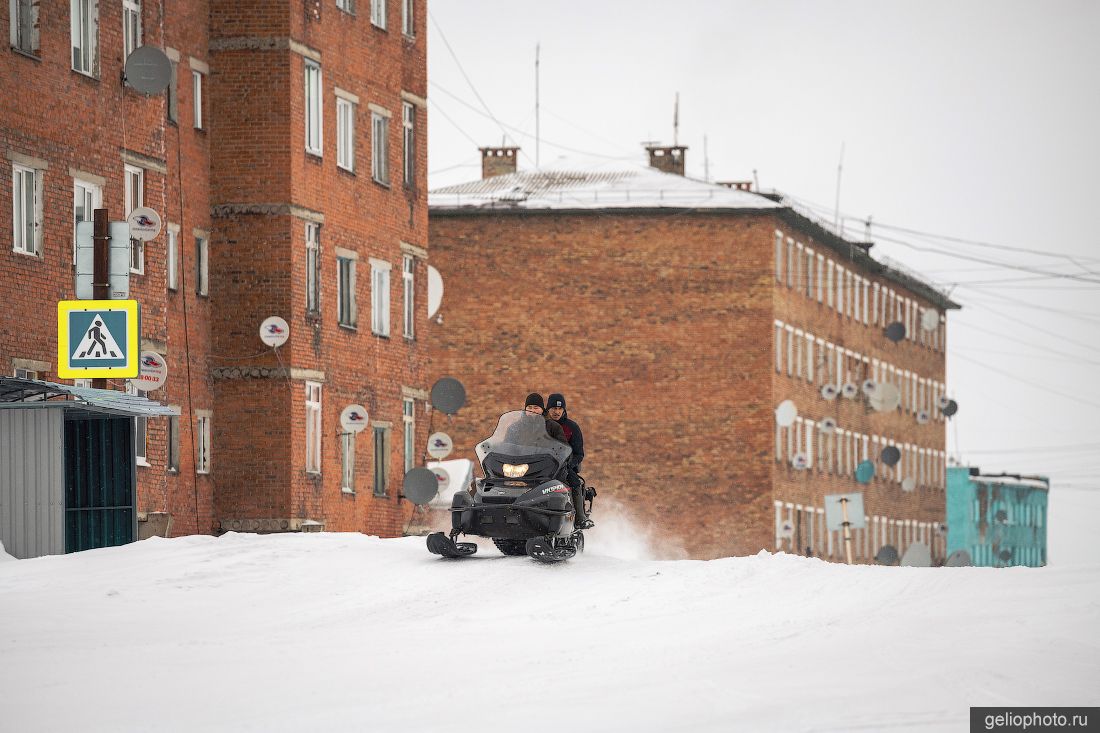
586;495;688;561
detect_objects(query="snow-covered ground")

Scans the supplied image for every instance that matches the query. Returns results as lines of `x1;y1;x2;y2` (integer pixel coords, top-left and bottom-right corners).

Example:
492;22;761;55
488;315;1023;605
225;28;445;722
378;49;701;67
2;491;1098;733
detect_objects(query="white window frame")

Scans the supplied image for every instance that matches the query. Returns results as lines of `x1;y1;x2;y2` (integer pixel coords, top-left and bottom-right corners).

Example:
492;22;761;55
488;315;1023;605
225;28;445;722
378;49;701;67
167;410;180;472
305;382;322;474
774;231;783;283
826;260;834;308
126;382;149;466
304;60;323;155
124;164;144;273
192;70;204;129
337;97;355;172
306;223;321;313
122;0;141;58
12;163;42;256
371;258;391;336
370;0;386;29
337;0;354;13
401;0;414;36
371;110;390;184
402;254;415;339
195;234;208;296
341;433;355;492
73;177;102;263
337;255;357;327
373;424;390;496
70;0;97;75
196;411;211;474
166;223;179;290
402;101;415;187
13;367;38;379
11;0;40;54
403;397;415;473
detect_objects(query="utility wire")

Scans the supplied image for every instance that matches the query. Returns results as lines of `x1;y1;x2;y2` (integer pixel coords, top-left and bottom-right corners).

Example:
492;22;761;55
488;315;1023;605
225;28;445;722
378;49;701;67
949;351;1100;410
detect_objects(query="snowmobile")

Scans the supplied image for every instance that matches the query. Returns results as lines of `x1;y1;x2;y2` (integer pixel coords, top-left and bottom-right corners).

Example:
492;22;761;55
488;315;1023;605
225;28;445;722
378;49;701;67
426;410;595;564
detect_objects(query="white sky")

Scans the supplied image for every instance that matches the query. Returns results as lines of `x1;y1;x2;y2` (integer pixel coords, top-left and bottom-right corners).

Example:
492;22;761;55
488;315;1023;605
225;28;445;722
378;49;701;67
427;1;1100;491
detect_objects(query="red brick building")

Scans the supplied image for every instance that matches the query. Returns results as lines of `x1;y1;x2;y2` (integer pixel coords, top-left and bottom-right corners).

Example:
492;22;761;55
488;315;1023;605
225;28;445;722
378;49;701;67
428;147;959;561
1;0;428;539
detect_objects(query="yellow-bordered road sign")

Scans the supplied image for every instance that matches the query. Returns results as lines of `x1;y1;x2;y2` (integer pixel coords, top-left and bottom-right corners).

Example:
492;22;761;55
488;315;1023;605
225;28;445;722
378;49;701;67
57;300;140;378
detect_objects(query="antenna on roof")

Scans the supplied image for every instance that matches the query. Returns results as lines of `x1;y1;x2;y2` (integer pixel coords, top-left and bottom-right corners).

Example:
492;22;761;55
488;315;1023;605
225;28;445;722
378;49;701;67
673;92;680;146
535;42;540;168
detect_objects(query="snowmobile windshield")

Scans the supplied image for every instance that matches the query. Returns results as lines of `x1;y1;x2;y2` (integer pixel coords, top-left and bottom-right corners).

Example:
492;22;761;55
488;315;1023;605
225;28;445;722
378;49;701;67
475;411;572;466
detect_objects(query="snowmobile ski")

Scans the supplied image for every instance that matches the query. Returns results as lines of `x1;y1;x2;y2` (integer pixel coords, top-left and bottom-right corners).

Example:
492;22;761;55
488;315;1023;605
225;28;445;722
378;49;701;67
426;532;478;558
525;535;579;564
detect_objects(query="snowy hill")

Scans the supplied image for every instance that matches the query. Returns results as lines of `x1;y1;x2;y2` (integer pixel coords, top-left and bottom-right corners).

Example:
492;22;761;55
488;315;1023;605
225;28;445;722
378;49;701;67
1;492;1098;733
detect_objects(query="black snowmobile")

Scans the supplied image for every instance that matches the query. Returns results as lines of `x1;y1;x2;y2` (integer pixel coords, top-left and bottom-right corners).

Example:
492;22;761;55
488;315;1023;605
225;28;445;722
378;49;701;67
426;410;594;564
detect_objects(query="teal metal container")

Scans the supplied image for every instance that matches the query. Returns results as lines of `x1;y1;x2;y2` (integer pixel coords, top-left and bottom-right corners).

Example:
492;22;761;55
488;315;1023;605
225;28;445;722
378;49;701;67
946;466;1048;567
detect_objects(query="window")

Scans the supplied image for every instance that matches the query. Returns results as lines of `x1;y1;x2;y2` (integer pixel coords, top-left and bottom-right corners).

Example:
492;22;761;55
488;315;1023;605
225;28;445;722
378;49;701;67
826;261;834;307
773;321;783;374
71;0;97;75
12;164;42;256
785;239;794;287
305;382;322;474
167;412;180;472
370;0;386;28
401;0;413;36
341;433;355;492
124;164;144;273
337;97;355;171
371;259;391;336
402;101;415;187
192;70;203;129
306;223;320;313
304;60;322;155
126;382;148;466
122;0;140;58
14;367;38;379
403;397;415;472
337;255;357;327
805;248;814;300
774;231;783;283
166;224;179;290
195;234;208;295
196;411;211;474
73;177;101;263
373;425;389;496
402;254;415;338
11;0;39;54
166;59;178;122
337;0;354;13
371;110;390;184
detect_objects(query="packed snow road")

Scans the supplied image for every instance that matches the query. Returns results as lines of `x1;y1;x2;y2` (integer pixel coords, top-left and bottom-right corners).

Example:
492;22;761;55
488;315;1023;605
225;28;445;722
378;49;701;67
1;499;1098;732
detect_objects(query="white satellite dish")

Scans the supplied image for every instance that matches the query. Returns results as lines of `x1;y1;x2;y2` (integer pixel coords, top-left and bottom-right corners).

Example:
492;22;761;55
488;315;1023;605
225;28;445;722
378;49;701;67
820;384;839;401
861;379;877;397
259;316;290;348
818;417;837;435
775;400;798;427
870;382;901;412
427;265;444;319
920;307;940;332
426;432;454;460
340;404;370;434
778;520;794;540
900;542;932;567
916;410;930;425
430;467;451;494
841;382;859;400
937;394;951;410
901;477;917;493
791;452;809;470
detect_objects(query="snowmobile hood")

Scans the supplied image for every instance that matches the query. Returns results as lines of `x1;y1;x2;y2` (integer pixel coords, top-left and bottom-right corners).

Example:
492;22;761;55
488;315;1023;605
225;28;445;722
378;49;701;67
476;411;572;467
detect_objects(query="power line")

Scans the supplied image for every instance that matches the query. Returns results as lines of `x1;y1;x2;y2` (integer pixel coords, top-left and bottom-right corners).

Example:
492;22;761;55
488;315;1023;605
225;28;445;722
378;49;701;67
949;351;1100;409
949;319;1100;365
962;441;1100;455
953;287;1100;326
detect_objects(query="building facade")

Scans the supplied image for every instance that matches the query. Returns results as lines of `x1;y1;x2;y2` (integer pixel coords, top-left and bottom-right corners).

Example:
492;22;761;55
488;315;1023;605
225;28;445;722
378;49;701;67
1;0;428;541
946;466;1048;567
428;146;958;560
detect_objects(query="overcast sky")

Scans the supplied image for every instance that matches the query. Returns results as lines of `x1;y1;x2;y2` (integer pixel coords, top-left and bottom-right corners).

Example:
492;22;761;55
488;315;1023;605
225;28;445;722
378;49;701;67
426;1;1100;491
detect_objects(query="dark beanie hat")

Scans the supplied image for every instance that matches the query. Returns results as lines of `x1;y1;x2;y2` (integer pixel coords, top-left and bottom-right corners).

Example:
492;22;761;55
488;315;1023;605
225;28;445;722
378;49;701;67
547;393;566;409
524;392;545;410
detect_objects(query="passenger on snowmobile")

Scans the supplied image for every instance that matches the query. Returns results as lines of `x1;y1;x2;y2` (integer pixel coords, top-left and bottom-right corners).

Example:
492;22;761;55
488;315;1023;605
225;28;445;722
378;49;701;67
524;392;568;444
546;393;593;529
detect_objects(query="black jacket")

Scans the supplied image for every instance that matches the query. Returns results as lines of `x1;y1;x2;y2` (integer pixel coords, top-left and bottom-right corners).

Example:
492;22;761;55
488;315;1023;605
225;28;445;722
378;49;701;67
551;409;584;473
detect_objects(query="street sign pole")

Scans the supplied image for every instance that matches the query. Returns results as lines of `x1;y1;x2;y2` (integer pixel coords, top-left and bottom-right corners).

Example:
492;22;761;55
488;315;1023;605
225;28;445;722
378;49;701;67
840;496;853;564
92;207;110;388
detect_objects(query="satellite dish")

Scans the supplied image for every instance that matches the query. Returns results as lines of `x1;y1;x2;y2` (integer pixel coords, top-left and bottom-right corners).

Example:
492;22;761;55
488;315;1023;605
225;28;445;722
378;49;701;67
995;509;1008;523
942;399;958;417
131;350;167;392
870;382;900;412
880;445;901;466
426;432;454;460
900;542;932;567
339;404;370;434
430;467;451;494
916;409;930;425
778;520;794;540
430;377;466;415
841;382;859;400
998;548;1013;563
854;460;875;484
427;265;444;318
901;477;917;492
945;549;972;567
820;384;839;401
934;523;947;537
885;322;906;342
126;206;162;241
937;395;951;410
861;379;877;397
921;307;940;332
874;545;899;566
402;467;439;505
259;316;290;347
123;45;173;94
775;400;797;427
791;452;809;470
818;417;837;435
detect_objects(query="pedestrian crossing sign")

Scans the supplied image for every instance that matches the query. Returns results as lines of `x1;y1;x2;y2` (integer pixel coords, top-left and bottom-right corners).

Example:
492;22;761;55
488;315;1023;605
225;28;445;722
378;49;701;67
57;300;140;378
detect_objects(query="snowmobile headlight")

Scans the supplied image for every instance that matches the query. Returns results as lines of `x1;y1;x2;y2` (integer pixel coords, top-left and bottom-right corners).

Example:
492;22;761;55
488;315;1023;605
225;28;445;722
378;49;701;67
501;463;529;478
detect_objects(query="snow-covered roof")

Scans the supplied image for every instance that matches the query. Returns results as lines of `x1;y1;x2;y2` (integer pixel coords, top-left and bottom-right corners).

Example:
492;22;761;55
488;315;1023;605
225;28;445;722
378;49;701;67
973;475;1051;492
429;155;781;212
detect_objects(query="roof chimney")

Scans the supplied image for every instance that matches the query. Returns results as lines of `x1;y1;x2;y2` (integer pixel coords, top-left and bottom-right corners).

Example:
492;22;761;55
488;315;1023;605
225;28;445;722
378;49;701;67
480;146;519;179
645;145;688;177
